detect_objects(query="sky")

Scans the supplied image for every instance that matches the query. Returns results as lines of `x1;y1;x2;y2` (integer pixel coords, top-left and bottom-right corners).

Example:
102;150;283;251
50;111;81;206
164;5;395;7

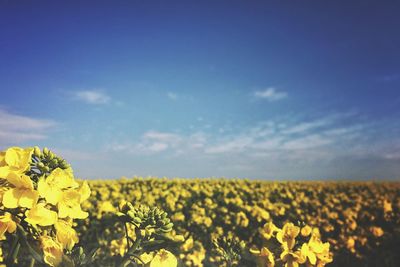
0;1;399;180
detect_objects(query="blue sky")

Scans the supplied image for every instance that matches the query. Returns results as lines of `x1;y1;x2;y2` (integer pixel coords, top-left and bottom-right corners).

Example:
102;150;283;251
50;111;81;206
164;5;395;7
0;1;399;179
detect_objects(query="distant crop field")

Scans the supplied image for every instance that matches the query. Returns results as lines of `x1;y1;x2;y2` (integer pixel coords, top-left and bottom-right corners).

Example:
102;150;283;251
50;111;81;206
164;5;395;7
1;147;399;266
77;178;400;266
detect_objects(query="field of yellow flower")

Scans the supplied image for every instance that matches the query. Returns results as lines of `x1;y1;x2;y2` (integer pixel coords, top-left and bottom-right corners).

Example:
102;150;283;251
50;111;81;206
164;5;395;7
80;178;400;267
1;146;399;266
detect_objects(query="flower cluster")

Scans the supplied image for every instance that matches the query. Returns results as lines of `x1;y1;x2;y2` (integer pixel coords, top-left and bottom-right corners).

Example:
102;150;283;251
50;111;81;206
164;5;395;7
251;222;332;267
0;147;90;266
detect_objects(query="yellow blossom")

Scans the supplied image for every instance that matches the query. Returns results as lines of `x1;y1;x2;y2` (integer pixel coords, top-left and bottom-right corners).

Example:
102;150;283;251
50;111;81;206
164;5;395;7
40;236;63;267
2;172;38;208
301;225;312;237
250;247;275;267
0;212;17;239
280;250;302;267
0;147;33;177
299;243;317;265
58;189;88;219
383;199;392;213
260;221;278;240
38;168;79;205
55;220;79;250
276;223;300;249
149;249;177;267
370;226;384;237
25;203;58;226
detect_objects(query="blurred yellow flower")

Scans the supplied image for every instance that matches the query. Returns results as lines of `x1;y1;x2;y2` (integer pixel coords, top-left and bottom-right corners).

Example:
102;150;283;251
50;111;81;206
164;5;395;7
149;249;177;267
299;243;316;265
250;247;275;267
0;212;17;239
260;222;277;240
276;223;300;249
25;203;58;226
2;172;38;208
300;225;312;237
280;250;302;267
370;226;384;237
40;235;63;267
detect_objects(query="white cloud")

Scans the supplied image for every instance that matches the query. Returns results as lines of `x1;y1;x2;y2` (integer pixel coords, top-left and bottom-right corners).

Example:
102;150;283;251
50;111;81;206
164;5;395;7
167;92;178;100
74;90;111;104
147;143;169;152
0;109;56;145
254;87;287;101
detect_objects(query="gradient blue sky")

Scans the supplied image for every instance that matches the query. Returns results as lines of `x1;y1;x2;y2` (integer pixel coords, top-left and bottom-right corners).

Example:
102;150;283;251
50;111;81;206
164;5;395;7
1;1;399;179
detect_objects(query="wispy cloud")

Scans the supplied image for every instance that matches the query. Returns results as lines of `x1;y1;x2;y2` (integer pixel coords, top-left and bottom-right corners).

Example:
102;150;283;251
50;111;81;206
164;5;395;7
73;90;111;104
167;92;178;100
254;87;287;101
104;112;400;179
0;109;56;145
108;131;207;155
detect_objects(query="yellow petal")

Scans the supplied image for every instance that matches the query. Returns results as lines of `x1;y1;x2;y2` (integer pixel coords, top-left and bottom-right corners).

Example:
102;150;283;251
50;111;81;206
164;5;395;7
0;166;10;178
38;178;61;205
79;181;91;203
25;204;58;226
2;189;21;208
19;189;39;208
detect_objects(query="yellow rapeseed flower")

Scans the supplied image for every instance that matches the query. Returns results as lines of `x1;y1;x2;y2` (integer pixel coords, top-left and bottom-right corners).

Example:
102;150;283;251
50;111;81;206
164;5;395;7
370;226;384;237
0;147;33;178
58;189;88;219
40;235;63;267
276;223;300;250
55;220;79;250
250;247;275;267
300;225;312;237
280;250;302;267
299;243;317;265
149;249;177;267
38;168;78;205
0;212;17;239
25;203;58;226
260;222;278;240
2;172;39;208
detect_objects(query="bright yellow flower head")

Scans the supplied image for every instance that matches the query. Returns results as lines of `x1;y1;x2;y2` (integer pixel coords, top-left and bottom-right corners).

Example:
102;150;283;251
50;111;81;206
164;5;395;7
38;168;79;205
301;225;312;237
0;147;33;178
2;172;39;208
0;212;17;239
40;236;63;267
58;189;88;219
25;203;58;226
149;249;177;267
276;223;300;250
55;220;79;250
280;250;302;267
370;226;384;237
299;243;317;265
250;247;275;267
260;222;278;240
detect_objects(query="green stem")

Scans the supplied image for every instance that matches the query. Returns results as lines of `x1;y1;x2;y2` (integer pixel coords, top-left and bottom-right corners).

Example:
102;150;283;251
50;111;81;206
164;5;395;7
6;234;20;266
124;222;131;252
29;258;36;267
131;238;141;253
12;243;21;262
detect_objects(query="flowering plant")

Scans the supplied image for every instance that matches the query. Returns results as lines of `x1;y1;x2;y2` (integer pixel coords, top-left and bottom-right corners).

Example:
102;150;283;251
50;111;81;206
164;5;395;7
0;147;92;267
